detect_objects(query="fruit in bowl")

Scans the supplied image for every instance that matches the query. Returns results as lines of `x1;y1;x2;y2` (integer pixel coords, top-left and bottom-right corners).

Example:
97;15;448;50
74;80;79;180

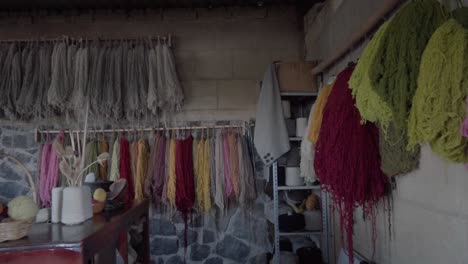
92;188;107;214
93;188;107;203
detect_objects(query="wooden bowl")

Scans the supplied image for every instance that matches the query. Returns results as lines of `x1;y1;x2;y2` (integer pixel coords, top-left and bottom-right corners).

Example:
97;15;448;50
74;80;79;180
92;202;105;214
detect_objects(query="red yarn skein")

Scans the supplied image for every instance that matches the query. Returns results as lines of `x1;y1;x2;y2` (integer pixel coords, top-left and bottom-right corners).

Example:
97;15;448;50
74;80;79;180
314;65;388;263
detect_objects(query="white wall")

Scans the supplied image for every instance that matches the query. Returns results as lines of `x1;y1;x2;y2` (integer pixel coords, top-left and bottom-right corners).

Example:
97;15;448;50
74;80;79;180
0;6;303;123
305;1;468;263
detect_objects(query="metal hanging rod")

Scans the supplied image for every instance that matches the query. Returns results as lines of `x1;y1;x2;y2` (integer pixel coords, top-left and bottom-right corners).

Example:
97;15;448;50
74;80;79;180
35;123;254;135
0;34;174;46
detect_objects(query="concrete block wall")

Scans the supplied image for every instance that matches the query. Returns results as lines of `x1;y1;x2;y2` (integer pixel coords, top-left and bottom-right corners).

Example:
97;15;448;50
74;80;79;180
0;6;304;264
304;1;468;263
0;5;303;122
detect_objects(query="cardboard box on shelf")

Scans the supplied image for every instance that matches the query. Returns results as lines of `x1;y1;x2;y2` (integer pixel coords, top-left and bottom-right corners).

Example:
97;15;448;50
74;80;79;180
277;62;317;93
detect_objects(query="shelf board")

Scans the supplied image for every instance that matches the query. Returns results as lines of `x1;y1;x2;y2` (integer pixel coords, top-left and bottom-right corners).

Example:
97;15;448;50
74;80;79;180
279;230;322;236
278;185;320;190
280;91;318;97
289;137;302;141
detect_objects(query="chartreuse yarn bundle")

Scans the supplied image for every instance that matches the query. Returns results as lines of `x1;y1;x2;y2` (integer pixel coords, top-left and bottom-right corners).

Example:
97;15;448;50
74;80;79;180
349;0;448;176
349;21;392;125
408;18;468;162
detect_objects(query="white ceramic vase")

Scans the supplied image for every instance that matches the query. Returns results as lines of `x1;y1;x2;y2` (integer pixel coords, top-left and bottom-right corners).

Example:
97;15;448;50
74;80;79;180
60;186;93;225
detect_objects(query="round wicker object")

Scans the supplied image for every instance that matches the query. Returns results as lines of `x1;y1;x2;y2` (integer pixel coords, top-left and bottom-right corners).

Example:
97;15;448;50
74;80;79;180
0;154;36;242
0;219;34;242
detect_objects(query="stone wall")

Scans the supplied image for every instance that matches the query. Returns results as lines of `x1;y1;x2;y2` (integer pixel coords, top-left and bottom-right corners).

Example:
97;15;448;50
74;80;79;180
148;147;270;264
0;126;38;204
0;124;272;264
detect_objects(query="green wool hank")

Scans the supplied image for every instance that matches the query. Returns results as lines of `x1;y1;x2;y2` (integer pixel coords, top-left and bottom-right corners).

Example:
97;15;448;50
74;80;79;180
408;19;468;162
369;0;447;132
350;0;447;176
349;21;392;124
379;123;419;177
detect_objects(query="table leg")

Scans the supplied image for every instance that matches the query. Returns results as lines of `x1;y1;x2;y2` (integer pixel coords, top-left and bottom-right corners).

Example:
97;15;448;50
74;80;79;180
118;232;128;264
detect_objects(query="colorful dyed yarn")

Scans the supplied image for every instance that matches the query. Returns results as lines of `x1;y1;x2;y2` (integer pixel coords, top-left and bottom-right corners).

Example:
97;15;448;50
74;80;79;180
408;19;468;162
314;66;388;263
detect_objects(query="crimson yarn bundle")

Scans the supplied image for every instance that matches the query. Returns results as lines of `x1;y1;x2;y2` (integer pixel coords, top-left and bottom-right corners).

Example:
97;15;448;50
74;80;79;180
175;136;195;249
120;135;134;202
314;66;388;262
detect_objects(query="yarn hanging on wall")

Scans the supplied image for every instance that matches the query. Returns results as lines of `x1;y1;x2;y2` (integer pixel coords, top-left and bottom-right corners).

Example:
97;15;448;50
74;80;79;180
308;82;333;144
135;138;149;202
378;124;420;176
352;0;447;130
349;20;416;177
314;65;388;264
349;0;448;176
0;37;183;122
408;18;468;162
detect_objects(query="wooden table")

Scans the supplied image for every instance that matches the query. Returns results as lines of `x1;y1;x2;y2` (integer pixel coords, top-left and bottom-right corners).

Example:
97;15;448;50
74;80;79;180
0;200;150;264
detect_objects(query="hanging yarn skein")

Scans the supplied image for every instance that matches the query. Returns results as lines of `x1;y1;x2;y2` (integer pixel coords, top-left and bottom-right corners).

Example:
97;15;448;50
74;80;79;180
145;132;160;201
98;135;109;180
83;141;99;178
166;137;177;208
351;0;447;130
238;133;256;208
39;142;52;207
109;137;120;181
152;135;167;205
308;82;333;144
408;18;468;162
201;137;212;212
349;20;419;176
120;135;134;202
135;138;149;202
349;0;447;176
175;136;195;249
314;66;388;263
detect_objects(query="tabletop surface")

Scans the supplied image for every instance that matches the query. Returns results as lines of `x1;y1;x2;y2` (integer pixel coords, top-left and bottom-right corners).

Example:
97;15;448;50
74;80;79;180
0;200;149;253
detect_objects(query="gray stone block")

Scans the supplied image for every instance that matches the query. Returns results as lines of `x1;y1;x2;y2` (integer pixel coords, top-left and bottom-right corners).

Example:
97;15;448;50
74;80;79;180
177;228;198;248
172;212;184;224
216;207;237;232
0;162;21;181
151;257;164;264
151;218;177;236
26;148;39;156
2;135;13;147
190;215;203;228
215;235;250;262
0;181;29;204
11;152;33;166
205;257;223;264
166;255;184;264
13;134;32;149
190;243;211;261
150;237;179;256
203;229;216;244
248;253;268;264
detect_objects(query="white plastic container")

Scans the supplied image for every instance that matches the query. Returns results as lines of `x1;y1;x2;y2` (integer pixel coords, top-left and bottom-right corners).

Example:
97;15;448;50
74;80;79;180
51;187;64;223
285;167;304;186
60;186;93;225
295;118;307;137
